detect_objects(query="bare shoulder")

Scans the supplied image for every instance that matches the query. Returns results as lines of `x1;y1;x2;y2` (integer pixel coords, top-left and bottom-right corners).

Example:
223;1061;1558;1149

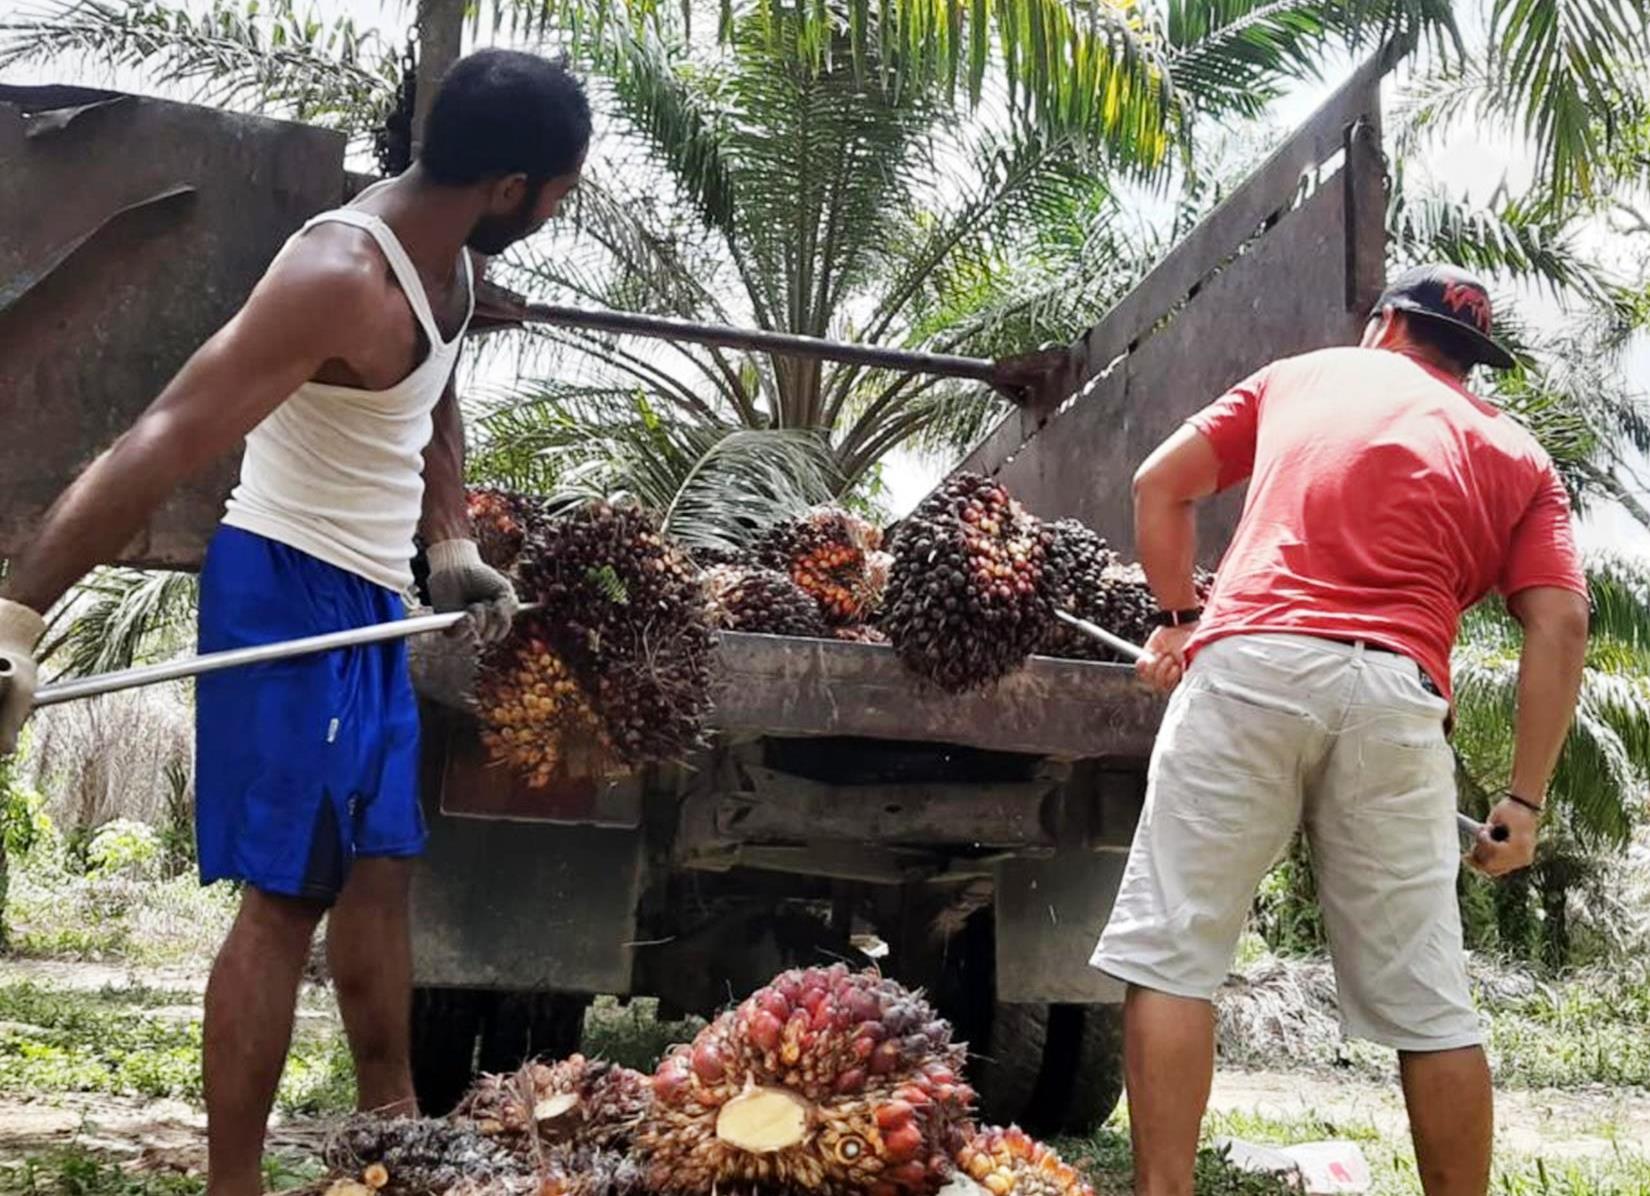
264;222;390;307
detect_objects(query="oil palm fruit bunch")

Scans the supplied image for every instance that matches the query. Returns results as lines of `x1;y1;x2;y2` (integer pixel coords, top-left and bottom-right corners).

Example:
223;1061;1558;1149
758;508;884;625
472;626;611;788
513;502;716;767
638;964;974;1195
953;1127;1095;1196
1077;560;1215;658
458;1055;652;1154
1039;520;1117;662
704;565;828;638
467;488;544;573
323;1115;530;1196
882;474;1056;692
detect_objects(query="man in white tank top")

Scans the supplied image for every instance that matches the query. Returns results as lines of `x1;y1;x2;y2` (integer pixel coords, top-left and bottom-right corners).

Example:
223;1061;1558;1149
0;50;591;1195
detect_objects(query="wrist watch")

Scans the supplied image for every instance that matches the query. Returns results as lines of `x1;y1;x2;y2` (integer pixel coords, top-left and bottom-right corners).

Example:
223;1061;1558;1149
1147;606;1203;629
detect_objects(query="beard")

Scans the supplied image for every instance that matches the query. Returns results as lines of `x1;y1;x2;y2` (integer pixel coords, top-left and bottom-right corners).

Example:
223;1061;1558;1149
467;185;545;255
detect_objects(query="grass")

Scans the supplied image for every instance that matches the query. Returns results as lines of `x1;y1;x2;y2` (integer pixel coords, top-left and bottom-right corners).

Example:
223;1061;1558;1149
1193;1108;1650;1196
581;996;704;1073
0;1147;323;1196
0;982;353;1118
1056;1124;1299;1196
4;869;235;968
1485;964;1650;1090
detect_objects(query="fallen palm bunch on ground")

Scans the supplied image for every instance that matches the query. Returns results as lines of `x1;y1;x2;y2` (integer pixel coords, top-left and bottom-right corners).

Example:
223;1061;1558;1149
313;966;1094;1196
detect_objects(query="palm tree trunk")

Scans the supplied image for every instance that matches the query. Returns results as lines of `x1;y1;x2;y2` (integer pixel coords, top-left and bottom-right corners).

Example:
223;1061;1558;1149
414;0;466;151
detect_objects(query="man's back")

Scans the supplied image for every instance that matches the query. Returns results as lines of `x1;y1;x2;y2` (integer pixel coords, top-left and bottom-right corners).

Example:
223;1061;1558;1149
1189;345;1579;695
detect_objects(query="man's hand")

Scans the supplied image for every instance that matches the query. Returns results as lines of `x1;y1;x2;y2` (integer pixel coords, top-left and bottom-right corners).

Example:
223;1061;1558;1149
1137;624;1195;694
0;600;46;757
426;540;519;644
1470;797;1541;876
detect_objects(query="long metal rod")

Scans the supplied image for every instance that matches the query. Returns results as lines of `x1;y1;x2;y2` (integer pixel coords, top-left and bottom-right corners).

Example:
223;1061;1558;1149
32;609;473;708
514;301;1003;384
1054;609;1149;662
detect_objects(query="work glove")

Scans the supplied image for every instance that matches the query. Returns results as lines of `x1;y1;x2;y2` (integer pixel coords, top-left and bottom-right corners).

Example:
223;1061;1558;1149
0;599;46;757
426;539;519;645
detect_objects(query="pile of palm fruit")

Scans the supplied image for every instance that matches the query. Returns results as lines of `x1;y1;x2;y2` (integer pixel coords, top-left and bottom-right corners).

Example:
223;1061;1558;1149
315;966;1094;1196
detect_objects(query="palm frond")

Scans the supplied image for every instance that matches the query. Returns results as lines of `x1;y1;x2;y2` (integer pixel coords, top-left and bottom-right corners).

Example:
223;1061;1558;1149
0;0;399;139
472;386;842;550
1486;0;1650;204
1165;0;1458;123
37;567;199;681
1453;555;1650;848
1387;175;1617;304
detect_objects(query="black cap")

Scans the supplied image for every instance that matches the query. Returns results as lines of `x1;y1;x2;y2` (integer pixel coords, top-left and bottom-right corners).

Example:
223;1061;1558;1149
1371;264;1516;370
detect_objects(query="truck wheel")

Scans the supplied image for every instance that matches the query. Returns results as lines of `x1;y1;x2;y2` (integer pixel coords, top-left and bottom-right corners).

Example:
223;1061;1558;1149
973;1001;1125;1136
410;986;485;1117
476;991;591;1075
914;908;1124;1136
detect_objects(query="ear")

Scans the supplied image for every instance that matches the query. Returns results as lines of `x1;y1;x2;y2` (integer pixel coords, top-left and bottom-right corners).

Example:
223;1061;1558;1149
1360;305;1396;349
485;172;532;215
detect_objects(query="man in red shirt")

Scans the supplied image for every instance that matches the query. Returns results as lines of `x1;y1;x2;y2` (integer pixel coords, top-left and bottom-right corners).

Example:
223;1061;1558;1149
1092;265;1590;1196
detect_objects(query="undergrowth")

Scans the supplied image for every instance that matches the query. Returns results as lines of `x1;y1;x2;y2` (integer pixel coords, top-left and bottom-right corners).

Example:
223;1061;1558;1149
0;982;352;1116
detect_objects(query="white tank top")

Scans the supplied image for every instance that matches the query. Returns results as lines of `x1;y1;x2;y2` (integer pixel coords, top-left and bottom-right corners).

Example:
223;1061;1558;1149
222;208;474;593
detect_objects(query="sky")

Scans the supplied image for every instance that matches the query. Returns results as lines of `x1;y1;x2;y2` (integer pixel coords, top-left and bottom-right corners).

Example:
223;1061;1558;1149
4;0;1646;558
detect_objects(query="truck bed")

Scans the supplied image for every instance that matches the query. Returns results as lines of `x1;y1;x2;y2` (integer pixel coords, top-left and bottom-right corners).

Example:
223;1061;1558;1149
711;631;1163;761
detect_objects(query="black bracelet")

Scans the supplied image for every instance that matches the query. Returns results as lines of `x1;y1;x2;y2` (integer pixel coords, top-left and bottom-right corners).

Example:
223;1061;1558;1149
1148;606;1203;628
1504;792;1546;817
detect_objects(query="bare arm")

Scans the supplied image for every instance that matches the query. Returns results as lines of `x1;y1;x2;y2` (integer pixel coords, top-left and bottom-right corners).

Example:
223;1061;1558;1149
0;250;371;615
419;375;470;545
1132;425;1222;611
1473;586;1590;875
1128;426;1224;691
1506;586;1590;799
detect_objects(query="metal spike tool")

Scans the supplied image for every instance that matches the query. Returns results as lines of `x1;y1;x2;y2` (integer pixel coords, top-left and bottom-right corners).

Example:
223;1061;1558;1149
3;605;538;710
1051;609;1507;846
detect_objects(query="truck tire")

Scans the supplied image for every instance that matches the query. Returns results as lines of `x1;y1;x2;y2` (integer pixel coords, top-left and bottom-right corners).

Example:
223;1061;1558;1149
912;909;1125;1136
476;991;591;1075
410;989;592;1116
972;1001;1125;1136
410;986;485;1117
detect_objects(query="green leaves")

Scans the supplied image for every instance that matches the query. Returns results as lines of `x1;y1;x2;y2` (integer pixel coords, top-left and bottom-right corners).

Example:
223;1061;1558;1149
0;0;400;141
1454;557;1650;849
37;568;199;682
470;389;843;551
1488;0;1650;205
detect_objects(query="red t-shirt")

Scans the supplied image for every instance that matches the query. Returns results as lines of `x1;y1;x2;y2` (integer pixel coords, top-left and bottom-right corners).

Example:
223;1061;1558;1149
1185;346;1586;699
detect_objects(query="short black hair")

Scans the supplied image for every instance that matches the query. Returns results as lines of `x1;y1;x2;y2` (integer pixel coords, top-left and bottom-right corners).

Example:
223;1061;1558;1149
1399;310;1481;376
420;49;592;186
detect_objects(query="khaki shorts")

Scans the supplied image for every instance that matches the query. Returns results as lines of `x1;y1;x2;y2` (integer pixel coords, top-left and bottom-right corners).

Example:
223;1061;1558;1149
1092;633;1482;1052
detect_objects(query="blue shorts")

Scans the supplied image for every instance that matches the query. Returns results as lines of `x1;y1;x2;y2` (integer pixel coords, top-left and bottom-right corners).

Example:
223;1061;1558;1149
196;526;425;904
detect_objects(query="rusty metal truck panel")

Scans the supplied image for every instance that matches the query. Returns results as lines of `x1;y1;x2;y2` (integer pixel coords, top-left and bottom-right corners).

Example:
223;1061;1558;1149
948;57;1388;560
0;86;345;567
709;632;1162;761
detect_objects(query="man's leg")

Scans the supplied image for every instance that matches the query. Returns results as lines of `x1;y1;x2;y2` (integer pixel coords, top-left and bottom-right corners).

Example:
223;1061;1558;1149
204;888;327;1196
1307;656;1491;1196
327;856;417;1115
1123;986;1216;1196
1400;1047;1493;1196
